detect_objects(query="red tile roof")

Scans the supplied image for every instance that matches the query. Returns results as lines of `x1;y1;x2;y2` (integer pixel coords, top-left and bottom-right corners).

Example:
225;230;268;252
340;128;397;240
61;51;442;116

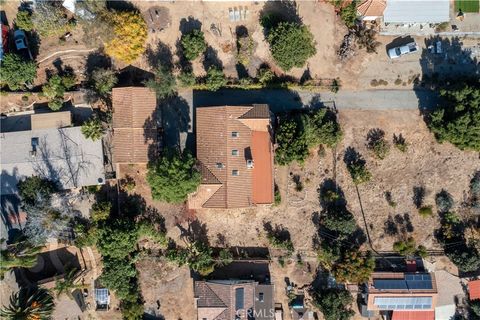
392;311;434;320
251;131;273;204
195;105;273;209
469;280;480;300
112;87;157;164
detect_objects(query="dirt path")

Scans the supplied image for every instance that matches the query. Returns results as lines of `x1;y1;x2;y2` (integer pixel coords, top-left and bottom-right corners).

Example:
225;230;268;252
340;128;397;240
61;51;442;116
37;49;97;64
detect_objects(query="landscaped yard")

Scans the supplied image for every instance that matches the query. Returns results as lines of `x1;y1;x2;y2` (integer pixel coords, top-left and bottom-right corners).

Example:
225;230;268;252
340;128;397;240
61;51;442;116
455;0;480;12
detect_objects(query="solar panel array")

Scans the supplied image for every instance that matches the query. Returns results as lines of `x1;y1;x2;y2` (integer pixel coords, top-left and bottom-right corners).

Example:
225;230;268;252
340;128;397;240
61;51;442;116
373;274;433;291
374;296;432;310
95;288;109;305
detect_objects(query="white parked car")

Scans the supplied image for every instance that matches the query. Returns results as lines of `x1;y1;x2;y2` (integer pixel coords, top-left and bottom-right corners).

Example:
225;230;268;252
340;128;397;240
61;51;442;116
388;42;419;59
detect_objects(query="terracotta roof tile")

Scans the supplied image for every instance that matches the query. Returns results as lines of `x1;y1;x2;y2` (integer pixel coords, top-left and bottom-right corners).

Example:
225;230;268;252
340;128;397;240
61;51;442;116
195;105;273;209
468;280;480;300
112;87;157;164
358;0;386;17
392;311;434;320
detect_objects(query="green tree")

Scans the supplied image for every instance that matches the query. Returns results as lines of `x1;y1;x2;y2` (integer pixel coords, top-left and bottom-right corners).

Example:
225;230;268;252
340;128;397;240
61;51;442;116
105;10;147;63
429;85;480;151
446;246;480;273
471;299;480;318
97;219;138;260
90;201;111;223
144;66;177;99
339;1;358;28
17;176;56;205
205;66;227;91
0;53;37;90
0;240;41;279
275;119;309;165
303;109;342;147
393;237;427;257
177;70;196;87
121;300;144;320
43;74;75;111
137;221;168;247
146;150;201;203
418;206;433;217
266;22;316;71
333;250;375;283
180;29;207;61
32;2;73;37
217;249;233;267
0;287;54;320
100;257;138;301
90;68;117;96
313;288;355;320
346;156;371;185
15;10;34;31
81;117;105;141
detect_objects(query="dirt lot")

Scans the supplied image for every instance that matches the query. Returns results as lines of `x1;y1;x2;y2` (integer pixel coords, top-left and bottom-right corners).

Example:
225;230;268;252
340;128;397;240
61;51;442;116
122;109;478;319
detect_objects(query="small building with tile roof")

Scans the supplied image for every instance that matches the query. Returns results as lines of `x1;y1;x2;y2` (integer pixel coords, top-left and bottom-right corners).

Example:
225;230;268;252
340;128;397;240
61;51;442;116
194;280;274;320
357;0;386;21
112;87;159;165
189;104;274;209
468;279;480;301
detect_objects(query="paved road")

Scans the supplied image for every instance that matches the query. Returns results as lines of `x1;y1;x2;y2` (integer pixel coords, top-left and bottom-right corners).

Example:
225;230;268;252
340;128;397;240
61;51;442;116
166;88;441;150
187;88;441;113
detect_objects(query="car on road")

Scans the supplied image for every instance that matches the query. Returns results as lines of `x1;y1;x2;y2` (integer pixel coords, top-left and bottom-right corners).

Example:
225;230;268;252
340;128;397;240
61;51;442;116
388;42;419;59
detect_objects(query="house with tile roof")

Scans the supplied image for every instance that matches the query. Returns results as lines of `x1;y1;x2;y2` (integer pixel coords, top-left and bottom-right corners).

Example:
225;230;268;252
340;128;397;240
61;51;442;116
112;87;159;166
189;104;274;209
194;280;274;320
357;0;386;21
366;272;438;320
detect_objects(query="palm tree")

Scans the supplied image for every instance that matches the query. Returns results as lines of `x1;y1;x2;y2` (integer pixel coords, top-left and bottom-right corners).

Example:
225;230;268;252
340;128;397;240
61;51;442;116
80;117;104;141
0;287;54;320
54;269;87;299
0;239;41;279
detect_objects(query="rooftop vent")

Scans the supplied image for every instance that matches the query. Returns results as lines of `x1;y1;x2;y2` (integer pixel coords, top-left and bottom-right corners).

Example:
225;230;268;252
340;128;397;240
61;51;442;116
246;159;254;169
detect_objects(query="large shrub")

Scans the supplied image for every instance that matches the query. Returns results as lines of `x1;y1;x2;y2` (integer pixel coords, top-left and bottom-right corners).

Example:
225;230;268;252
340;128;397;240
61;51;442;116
32;2;73;37
205;66;226;91
429;85;480;151
303;109;342;147
17;176;56;205
81;117;104;141
266;22;316;71
146;150;201;203
15;10;34;31
313;288;355;320
180;29;207;61
104;11;147;63
144;66;177;99
275;119;309;165
0;54;37;90
90;68;117;96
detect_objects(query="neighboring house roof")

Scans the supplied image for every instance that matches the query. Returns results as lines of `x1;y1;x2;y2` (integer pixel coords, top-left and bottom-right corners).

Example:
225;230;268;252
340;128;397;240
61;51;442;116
468;279;480;300
357;0;386;18
367;273;438;311
384;0;450;23
112;87;158;164
194;280;274;320
0;126;105;195
193;105;273;209
392;310;435;320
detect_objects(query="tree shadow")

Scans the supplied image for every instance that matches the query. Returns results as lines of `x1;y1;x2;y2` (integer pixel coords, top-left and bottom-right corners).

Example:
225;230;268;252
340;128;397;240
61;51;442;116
263;221;292;243
259;0;301;33
117;65;154;87
179;16;202;35
412;186;425;209
366;128;385;148
235;63;249;79
343;146;366;168
145;41;174;71
383;215;398;236
176;218;209;246
203;46;223;71
27;31;41;60
85;51;112;76
52;58;74;78
394;213;414;234
160;95;191;152
414;36;479;114
106;0;137;12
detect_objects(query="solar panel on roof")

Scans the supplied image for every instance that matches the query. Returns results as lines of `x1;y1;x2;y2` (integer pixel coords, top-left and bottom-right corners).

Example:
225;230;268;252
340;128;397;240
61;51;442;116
374;279;408;290
374;296;432;310
235;288;244;311
95;288;109;305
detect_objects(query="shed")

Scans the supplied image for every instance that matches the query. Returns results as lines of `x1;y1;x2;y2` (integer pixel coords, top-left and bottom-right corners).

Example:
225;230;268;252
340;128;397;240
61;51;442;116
384;0;450;24
468;279;480;300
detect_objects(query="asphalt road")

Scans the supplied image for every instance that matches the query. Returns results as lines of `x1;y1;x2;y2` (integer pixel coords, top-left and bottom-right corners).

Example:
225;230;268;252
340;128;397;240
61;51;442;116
165;88;441;150
188;88;441;113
